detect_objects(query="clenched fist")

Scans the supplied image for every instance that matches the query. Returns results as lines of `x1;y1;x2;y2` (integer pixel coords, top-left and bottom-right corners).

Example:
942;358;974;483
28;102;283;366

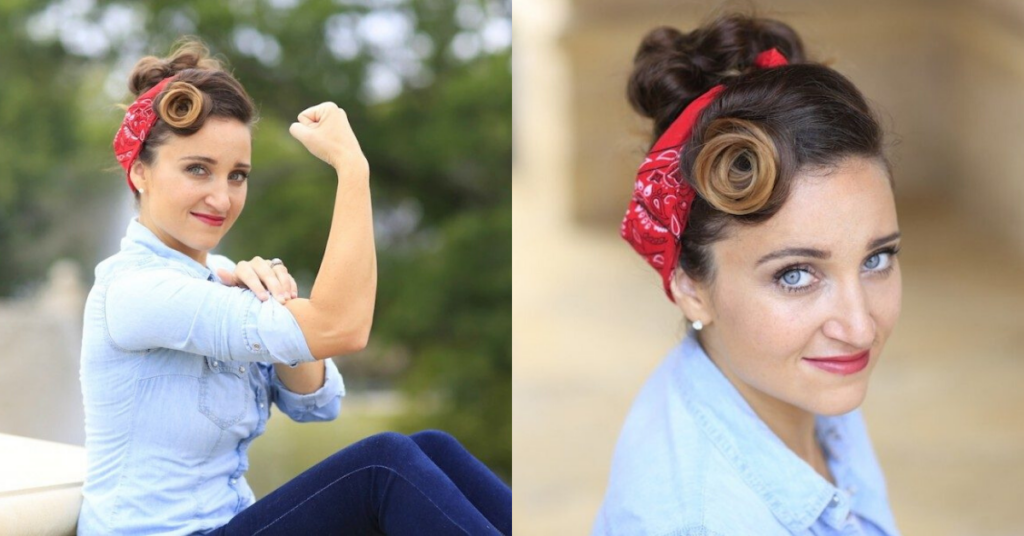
288;102;369;178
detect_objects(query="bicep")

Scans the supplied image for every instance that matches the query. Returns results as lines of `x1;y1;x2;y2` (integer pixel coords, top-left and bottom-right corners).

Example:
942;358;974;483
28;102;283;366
284;298;366;359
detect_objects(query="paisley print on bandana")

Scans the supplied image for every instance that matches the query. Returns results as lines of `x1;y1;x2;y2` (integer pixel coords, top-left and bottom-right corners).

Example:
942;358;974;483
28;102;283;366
620;48;788;302
113;75;177;193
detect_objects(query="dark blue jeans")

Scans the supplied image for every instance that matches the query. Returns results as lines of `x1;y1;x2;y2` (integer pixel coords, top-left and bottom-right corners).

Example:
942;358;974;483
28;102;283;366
210;430;511;535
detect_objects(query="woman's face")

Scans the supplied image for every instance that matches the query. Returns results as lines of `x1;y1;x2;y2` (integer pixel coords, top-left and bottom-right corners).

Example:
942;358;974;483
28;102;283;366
132;117;251;264
683;157;901;417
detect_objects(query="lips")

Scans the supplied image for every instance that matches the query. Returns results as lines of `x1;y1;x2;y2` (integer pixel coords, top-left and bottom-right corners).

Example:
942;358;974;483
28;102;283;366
802;350;870;376
191;212;225;227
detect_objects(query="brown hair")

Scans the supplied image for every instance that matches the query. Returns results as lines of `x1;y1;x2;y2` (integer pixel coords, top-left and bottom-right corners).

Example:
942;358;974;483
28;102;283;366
125;38;257;199
627;15;888;283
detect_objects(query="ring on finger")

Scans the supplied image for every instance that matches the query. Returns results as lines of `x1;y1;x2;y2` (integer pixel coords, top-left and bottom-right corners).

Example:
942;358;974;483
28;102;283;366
269;258;283;268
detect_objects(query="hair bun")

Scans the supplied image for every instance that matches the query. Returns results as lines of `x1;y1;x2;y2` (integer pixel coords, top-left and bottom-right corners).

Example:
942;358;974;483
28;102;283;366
627;15;806;141
156;81;208;129
693;118;778;215
127;38;222;97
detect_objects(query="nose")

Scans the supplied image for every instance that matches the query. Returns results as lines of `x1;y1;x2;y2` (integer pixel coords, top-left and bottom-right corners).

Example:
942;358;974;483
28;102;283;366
821;278;876;349
205;180;231;215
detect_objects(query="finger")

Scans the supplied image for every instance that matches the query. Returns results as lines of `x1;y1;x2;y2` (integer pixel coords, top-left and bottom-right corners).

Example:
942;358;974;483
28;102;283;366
271;264;296;299
216;268;238;286
237;262;270;301
252;258;288;303
287;274;299;299
297;102;336;126
296;104;323;126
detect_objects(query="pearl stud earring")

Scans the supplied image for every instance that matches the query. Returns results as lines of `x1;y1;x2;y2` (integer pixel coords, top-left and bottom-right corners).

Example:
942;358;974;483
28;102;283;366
692;320;703;331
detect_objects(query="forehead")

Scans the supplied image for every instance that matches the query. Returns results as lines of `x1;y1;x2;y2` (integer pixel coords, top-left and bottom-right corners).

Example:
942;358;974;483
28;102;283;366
158;117;251;159
719;158;897;261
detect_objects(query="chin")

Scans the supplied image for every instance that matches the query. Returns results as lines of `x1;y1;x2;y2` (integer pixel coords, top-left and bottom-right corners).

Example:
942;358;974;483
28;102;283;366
185;234;222;253
805;381;870;417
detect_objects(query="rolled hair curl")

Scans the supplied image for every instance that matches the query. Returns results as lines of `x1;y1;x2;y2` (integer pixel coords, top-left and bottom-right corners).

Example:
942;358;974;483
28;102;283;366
156;81;210;130
692;117;779;215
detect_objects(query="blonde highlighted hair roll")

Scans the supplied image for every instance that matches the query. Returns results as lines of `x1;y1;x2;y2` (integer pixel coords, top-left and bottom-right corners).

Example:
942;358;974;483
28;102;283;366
157;81;209;129
692;118;779;215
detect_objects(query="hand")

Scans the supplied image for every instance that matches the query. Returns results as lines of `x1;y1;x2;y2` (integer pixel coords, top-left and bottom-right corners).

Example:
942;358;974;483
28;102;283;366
288;102;369;177
217;257;299;304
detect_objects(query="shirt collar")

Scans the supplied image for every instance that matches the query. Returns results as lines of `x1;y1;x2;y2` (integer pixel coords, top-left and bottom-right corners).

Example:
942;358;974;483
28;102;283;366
675;335;852;533
121;217;214;281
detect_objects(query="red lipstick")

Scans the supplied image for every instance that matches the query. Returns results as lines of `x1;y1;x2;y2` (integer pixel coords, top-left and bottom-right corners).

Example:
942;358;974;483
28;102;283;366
802;350;870;376
192;212;225;227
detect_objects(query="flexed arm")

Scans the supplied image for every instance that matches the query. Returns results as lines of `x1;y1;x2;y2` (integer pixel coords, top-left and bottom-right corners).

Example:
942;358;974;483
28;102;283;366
283;102;377;360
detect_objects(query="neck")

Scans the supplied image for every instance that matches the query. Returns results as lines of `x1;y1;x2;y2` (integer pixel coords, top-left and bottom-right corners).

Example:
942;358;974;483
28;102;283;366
137;214;207;266
698;333;835;484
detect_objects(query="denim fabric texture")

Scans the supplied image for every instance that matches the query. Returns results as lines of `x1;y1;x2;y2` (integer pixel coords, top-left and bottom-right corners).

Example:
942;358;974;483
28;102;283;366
78;218;344;536
593;335;901;536
208;430;512;535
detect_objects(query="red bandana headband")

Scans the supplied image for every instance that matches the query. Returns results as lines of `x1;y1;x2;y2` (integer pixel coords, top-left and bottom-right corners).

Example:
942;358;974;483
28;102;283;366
620;48;788;302
113;75;178;193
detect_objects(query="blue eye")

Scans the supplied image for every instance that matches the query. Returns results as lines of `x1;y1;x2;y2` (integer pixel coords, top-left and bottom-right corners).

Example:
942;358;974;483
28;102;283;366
186;164;207;176
863;249;897;272
229;171;248;182
778;268;814;290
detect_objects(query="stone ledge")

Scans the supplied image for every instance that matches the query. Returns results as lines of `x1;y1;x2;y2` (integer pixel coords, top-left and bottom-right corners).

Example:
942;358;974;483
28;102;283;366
0;433;85;536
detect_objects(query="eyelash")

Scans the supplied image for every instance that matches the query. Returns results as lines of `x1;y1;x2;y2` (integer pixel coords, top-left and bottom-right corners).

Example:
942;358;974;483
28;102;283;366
773;245;901;294
185;164;248;182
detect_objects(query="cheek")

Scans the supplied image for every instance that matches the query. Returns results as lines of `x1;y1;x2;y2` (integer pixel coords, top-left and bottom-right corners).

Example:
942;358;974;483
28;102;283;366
232;189;246;214
870;266;903;339
714;283;817;365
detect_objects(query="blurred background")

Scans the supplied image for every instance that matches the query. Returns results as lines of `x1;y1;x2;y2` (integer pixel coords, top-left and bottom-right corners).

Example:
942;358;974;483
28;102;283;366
514;0;1024;534
0;0;510;495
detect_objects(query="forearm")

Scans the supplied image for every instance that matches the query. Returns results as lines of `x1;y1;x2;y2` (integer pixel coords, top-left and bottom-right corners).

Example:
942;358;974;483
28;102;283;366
273;360;326;395
307;168;376;348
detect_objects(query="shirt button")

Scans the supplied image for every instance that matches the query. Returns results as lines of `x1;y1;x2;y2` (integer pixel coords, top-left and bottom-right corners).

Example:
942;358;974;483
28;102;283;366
239;366;246;373
230;478;237;485
830;494;840;507
212;360;219;367
253;343;261;350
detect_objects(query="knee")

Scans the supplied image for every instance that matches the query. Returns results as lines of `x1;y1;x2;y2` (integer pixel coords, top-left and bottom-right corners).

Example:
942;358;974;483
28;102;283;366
359;431;421;457
410;429;461;451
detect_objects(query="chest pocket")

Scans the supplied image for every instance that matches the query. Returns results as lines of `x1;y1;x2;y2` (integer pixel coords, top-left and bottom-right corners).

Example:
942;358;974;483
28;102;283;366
198;355;252;430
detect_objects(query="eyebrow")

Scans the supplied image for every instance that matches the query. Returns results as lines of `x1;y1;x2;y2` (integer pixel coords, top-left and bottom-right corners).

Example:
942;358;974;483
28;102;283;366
755;231;902;266
179;155;251;170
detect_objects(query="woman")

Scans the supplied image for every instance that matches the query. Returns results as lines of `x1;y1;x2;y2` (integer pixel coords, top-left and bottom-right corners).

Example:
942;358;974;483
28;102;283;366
79;39;511;535
594;15;902;536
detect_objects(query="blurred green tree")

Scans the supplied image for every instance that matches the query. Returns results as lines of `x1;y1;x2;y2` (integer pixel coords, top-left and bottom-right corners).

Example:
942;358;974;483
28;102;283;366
0;0;510;480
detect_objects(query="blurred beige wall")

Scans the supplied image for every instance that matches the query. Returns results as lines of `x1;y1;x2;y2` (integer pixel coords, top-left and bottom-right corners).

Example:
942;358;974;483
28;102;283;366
515;0;1024;534
545;0;1024;250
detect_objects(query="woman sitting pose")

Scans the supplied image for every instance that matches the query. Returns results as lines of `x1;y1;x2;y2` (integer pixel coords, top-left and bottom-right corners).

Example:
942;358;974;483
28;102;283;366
78;39;511;535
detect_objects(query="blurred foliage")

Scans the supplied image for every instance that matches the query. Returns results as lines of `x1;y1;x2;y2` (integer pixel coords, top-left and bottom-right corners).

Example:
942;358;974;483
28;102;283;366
0;0;510;480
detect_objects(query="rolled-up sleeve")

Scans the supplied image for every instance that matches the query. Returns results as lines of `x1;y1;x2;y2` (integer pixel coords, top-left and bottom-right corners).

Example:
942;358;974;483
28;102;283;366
105;265;317;366
269;358;344;422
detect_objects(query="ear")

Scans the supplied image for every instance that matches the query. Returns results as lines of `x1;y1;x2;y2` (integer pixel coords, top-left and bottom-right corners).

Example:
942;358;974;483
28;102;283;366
129;160;149;193
670;269;714;327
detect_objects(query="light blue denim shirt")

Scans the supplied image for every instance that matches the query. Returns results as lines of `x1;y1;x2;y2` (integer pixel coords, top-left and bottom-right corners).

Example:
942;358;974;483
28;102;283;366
78;218;345;536
593;335;900;536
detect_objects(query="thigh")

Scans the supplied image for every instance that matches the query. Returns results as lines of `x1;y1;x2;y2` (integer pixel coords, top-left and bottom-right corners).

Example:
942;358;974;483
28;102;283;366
211;432;501;536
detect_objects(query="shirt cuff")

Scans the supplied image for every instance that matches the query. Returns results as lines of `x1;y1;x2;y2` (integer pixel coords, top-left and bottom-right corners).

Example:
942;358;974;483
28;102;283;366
271;357;345;412
239;292;317;366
